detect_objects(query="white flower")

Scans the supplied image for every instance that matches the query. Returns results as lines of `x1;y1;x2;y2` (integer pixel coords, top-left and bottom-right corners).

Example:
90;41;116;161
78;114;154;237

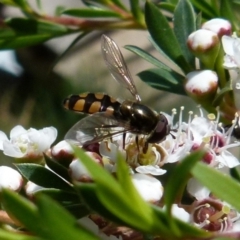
222;34;240;109
0;125;57;158
222;34;240;69
0;166;23;191
131;173;163;203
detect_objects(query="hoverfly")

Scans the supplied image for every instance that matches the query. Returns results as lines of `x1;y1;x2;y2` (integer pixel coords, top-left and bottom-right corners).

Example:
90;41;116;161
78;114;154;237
63;35;170;151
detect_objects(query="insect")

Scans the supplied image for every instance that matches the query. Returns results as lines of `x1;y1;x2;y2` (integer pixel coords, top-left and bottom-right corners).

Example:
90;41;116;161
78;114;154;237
63;35;170;151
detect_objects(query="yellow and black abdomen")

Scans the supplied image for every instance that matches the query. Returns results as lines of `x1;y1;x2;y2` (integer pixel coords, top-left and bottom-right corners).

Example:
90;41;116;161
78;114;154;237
63;92;121;114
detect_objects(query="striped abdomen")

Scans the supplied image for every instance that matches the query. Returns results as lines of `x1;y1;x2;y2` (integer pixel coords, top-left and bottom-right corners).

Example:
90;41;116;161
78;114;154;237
63;92;121;114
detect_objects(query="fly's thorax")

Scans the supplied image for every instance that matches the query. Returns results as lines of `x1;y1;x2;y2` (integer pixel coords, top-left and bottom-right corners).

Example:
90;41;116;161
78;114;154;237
119;100;159;133
63;93;120;114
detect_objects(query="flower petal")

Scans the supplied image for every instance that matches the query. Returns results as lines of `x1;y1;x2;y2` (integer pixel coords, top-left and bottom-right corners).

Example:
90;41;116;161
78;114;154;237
10;125;27;139
2;140;25;158
0;131;8;150
135;165;166;175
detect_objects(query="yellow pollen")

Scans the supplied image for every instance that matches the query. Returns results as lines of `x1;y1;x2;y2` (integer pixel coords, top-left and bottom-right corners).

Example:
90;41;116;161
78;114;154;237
208;113;216;120
202;136;211;144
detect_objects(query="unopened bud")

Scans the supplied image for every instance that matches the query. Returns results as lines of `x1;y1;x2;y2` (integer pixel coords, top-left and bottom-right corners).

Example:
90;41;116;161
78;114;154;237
185;70;218;102
51;140;74;167
0;166;23;191
202;18;232;37
187;29;220;68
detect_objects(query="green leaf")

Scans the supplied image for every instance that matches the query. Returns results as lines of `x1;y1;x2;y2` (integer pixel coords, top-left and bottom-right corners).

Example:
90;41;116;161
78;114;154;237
110;0;128;10
36;189;89;218
130;0;145;26
35;194;99;240
0;18;70;49
61;8;121;18
145;1;191;73
76;182;128;224
158;2;175;14
125;45;171;70
220;0;237;31
173;0;196;66
15;163;73;191
73;147;155;232
164;151;205;215
5;18;69;34
1;190;99;240
0;229;43;240
1;189;40;230
190;0;218;18
44;154;71;182
192;162;240;211
12;0;29;9
0;0;18;6
212;81;232;107
138;68;186;95
230;167;240;182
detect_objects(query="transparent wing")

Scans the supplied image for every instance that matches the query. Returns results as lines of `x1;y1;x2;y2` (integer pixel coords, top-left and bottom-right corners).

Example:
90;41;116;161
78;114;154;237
64;112;131;146
101;34;141;102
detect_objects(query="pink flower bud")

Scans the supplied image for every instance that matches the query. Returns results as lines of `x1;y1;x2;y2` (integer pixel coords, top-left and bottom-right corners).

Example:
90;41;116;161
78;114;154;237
0;166;23;191
202;18;232;37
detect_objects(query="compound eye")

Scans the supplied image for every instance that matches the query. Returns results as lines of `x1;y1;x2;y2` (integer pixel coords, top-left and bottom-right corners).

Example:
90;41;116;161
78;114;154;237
147;114;170;143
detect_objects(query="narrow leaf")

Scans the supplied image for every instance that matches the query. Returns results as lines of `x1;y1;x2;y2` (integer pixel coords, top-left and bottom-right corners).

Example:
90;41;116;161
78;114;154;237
1;190;41;231
138;68;186;95
220;0;237;31
125;45;171;70
164;151;205;215
0;229;43;240
192;162;240;211
62;8;121;18
158;2;175;14
173;0;196;66
190;0;218;18
145;1;191;73
5;18;69;35
212;81;232;107
0;18;70;49
35;194;99;240
130;0;145;26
